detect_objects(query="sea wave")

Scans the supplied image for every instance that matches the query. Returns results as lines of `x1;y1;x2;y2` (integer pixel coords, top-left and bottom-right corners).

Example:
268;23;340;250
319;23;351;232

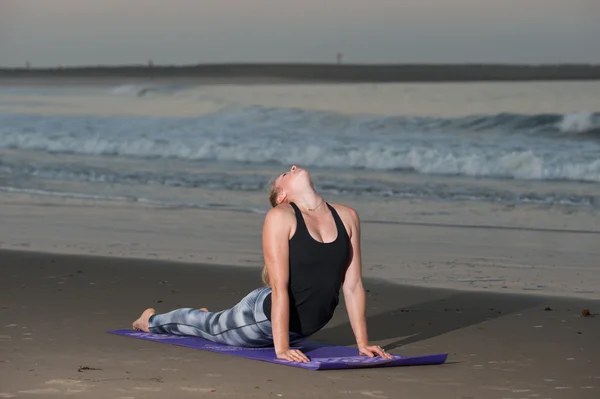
108;84;188;97
1;108;599;182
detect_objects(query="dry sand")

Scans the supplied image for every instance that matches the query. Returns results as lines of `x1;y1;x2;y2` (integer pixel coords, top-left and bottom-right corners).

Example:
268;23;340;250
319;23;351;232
0;250;598;399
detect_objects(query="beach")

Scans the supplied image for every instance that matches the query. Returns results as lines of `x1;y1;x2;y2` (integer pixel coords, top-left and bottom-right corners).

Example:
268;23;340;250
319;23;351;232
1;76;600;397
1;189;599;398
0;191;599;298
1;248;598;399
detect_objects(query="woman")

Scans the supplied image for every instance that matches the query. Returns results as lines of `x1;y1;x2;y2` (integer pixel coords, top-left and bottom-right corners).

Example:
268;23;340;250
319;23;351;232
132;165;391;363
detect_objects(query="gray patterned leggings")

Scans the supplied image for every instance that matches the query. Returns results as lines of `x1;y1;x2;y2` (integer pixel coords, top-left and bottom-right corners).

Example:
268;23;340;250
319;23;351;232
148;287;305;348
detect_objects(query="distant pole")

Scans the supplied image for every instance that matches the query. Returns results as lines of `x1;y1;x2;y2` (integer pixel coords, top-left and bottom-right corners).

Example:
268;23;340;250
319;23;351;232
336;53;343;64
26;61;31;70
148;59;154;80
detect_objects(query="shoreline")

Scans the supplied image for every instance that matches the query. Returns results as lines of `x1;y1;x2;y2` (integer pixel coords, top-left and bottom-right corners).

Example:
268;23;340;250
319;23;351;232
1;190;598;301
2;63;600;84
1;249;598;398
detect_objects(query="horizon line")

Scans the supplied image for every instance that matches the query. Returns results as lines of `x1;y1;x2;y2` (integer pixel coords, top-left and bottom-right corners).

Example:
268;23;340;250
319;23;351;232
2;62;600;70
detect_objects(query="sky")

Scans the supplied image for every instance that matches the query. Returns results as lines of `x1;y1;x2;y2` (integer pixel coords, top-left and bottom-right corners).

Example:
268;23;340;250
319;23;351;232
1;0;599;67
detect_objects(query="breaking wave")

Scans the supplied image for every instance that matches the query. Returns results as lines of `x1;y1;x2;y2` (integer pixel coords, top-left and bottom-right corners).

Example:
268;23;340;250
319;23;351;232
1;108;599;182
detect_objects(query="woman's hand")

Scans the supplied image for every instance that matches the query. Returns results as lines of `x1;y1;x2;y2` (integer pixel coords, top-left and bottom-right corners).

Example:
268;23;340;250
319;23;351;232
358;344;394;359
276;348;310;363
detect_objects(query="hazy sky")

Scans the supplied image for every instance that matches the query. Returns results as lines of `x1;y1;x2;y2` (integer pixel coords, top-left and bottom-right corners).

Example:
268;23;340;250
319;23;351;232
1;0;599;67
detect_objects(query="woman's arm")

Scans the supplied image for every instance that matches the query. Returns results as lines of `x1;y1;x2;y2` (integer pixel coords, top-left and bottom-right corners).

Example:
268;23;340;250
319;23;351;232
262;206;309;362
341;207;392;359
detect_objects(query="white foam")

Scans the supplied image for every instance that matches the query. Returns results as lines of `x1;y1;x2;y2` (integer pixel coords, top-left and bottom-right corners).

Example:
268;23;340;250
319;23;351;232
2;107;600;183
108;85;155;97
558;112;599;134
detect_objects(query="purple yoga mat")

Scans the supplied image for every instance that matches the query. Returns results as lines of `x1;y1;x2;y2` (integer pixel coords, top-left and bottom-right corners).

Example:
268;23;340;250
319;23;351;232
108;329;448;371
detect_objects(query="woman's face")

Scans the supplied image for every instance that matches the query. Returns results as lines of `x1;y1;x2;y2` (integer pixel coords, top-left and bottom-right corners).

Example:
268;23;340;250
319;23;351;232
274;165;312;203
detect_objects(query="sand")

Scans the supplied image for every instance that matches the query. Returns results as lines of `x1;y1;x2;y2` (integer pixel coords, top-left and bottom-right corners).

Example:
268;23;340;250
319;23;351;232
0;249;598;399
0;191;598;299
0;178;599;398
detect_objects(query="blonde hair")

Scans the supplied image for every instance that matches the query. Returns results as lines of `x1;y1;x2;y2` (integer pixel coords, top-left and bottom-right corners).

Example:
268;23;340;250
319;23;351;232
261;265;270;287
262;176;281;286
268;177;281;208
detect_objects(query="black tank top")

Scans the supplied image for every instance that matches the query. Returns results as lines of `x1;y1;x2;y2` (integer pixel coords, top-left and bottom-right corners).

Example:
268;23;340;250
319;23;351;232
262;202;351;337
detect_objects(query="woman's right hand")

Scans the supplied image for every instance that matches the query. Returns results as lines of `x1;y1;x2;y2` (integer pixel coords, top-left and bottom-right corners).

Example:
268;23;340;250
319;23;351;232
276;348;310;363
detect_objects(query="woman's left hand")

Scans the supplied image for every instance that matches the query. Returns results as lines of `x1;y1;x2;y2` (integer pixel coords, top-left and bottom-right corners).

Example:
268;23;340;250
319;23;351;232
358;344;394;359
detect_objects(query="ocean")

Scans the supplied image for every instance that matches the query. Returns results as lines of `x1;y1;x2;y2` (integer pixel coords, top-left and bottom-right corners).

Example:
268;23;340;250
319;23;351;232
1;80;599;214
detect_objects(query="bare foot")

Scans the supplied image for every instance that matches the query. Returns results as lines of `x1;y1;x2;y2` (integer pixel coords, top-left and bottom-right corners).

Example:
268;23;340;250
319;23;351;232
200;307;208;312
132;308;155;332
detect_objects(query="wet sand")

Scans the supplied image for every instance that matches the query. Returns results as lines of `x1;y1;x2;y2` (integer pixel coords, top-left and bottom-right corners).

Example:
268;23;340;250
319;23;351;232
0;249;598;399
1;191;598;299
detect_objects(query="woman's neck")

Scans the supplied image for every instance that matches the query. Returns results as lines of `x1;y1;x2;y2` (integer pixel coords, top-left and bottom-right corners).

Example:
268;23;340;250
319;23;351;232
290;191;324;212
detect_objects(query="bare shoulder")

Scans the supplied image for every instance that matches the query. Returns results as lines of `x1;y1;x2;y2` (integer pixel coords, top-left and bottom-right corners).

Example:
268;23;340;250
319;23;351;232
329;203;359;220
329;203;360;235
264;203;296;225
263;203;296;240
